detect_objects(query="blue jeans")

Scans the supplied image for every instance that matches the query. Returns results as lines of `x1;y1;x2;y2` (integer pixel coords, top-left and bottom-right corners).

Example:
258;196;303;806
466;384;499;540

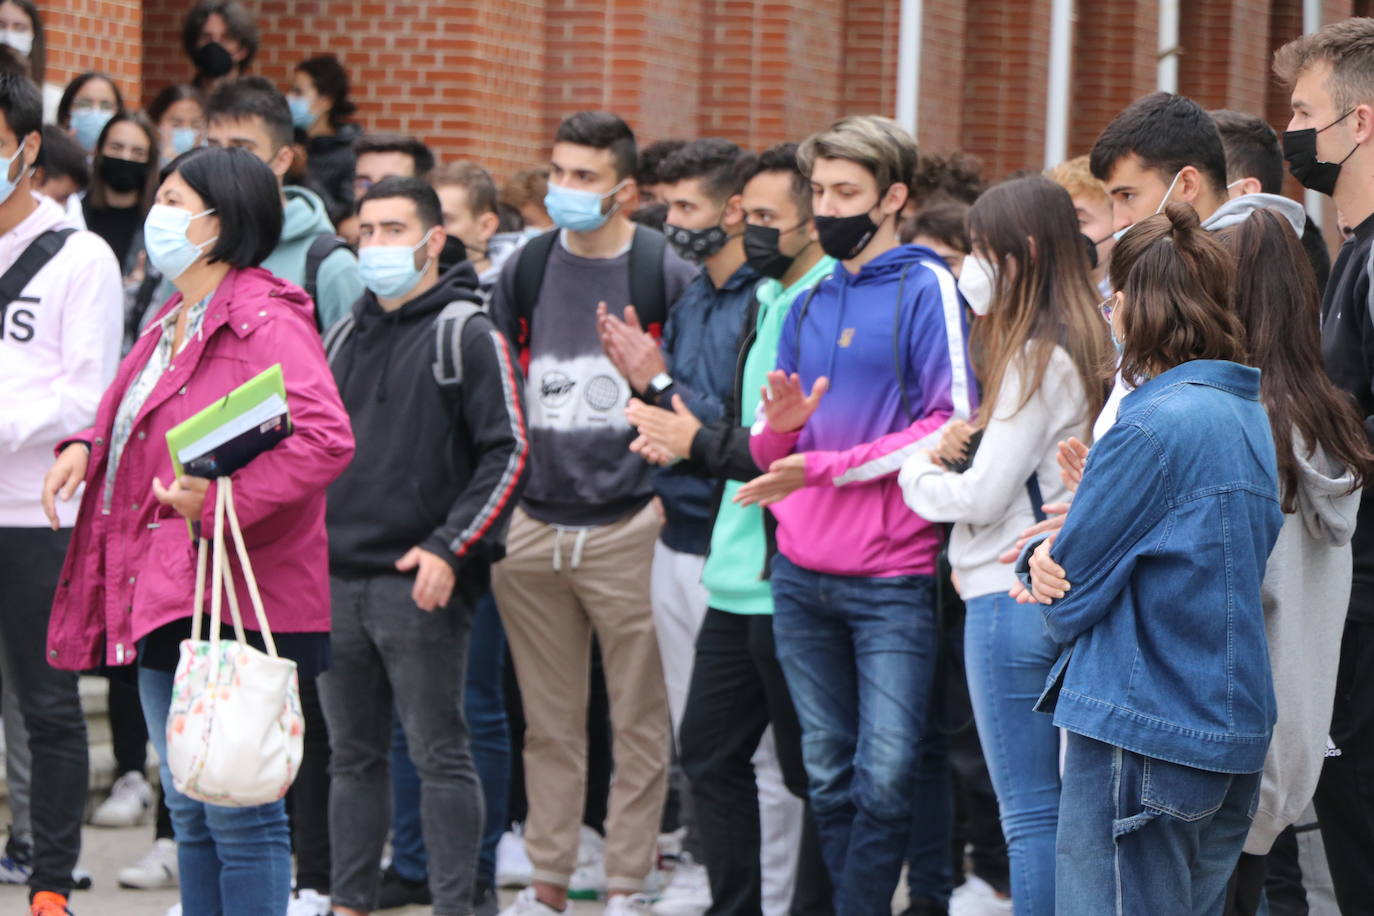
391;591;510;886
1056;731;1260;916
770;554;940;916
905;723;953;908
138;665;292;916
963;592;1061;916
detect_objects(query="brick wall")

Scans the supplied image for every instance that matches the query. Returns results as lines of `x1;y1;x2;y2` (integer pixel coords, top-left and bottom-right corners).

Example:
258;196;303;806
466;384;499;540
43;0;142;104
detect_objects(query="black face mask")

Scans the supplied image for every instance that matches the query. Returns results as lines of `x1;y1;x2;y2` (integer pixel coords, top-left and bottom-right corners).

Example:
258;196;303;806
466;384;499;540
438;235;468;272
744;223;807;279
814;209;884;261
1284;109;1357;196
194;41;235;78
663;222;730;262
99;156;149;195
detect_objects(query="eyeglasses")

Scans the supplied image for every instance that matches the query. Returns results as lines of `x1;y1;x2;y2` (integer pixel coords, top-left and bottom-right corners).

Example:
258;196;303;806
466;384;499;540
1098;295;1116;323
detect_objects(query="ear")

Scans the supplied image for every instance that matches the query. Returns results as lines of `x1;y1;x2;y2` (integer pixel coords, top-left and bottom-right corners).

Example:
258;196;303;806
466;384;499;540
881;181;910;216
1354;104;1374;145
478;210;500;242
268;142;294;181
1177;166;1203;204
721;193;745;228
1233;176;1263;198
426;224;448;262
21;129;40;169
616;177;638;209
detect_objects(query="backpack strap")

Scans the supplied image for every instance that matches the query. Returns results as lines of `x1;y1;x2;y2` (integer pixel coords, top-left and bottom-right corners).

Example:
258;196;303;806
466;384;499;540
433;299;487;393
0;228;75;307
627;225;668;337
1025;472;1047;523
304;232;349;332
321;314;356;366
511;229;558;350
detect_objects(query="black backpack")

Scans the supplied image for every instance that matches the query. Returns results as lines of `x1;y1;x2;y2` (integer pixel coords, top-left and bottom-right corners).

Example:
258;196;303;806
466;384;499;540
304;232;350;332
1;227;75;332
510;225;668;354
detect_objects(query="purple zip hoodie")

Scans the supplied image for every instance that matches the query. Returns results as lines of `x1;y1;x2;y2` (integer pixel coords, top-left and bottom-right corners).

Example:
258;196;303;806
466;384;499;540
750;244;976;578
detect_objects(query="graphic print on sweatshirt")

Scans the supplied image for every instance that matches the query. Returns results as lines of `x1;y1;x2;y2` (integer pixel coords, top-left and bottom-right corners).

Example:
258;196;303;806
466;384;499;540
0;293;38;342
527;352;633;433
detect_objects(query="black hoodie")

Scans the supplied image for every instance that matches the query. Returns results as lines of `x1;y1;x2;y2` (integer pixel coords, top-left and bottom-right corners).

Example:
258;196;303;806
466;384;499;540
326;261;529;602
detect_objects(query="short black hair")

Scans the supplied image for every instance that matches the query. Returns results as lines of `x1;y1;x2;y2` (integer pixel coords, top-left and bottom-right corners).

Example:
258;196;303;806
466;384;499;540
657;138;745;203
1210;109;1284;195
296;55;356;129
911;151;986;207
56;72;123;130
147;84;206;127
737;141;812;220
359;175;443;231
555;111;637;180
0;72;41;142
38;123;88;187
1089;92;1228;197
354;133;435;179
496;202;523;233
207;76;292;152
182;0;259;68
0;47;28;81
900;198;971;252
635;138;687;186
629;201;668;231
162;146;282;269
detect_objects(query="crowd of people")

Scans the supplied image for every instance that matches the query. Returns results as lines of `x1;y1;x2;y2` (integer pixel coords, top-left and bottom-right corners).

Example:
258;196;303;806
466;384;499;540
3;1;1374;916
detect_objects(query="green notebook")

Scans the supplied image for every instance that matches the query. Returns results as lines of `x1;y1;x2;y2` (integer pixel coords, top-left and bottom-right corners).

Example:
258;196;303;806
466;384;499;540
166;364;293;481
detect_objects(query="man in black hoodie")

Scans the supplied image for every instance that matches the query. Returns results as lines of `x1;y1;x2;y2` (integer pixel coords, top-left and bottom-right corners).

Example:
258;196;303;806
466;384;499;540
319;176;529;916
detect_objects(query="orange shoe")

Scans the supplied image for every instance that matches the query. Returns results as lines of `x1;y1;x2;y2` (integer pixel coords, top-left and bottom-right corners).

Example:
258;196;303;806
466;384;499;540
30;891;72;915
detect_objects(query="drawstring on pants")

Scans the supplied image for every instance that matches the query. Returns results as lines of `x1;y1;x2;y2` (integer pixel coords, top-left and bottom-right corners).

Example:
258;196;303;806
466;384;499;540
552;526;591;572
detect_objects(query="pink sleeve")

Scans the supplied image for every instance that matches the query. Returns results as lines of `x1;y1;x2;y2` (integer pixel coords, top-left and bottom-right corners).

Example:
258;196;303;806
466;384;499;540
749;422;802;471
56;427;95;457
803;410;951;488
200;315;356;533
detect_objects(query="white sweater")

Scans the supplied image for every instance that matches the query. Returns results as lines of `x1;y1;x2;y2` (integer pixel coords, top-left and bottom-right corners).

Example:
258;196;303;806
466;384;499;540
899;345;1092;599
0;194;122;527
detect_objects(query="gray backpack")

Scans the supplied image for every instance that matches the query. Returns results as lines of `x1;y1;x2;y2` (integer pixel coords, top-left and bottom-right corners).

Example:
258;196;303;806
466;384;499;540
324;299;486;397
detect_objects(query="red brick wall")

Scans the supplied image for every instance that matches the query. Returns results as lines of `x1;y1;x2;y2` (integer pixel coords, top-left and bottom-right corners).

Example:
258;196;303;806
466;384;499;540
1180;0;1274;112
917;0;967;155
43;0;143;105
1068;0;1158;161
963;0;1052;180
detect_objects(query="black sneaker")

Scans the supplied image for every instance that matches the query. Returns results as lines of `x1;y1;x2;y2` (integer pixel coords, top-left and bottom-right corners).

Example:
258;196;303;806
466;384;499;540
474;878;499;916
375;865;431;910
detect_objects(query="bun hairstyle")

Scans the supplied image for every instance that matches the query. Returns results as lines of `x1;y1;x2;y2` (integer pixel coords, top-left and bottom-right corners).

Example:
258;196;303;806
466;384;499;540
1107;201;1247;384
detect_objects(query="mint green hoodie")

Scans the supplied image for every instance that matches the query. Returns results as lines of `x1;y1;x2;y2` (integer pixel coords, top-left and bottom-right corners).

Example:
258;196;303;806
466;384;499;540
701;254;835;614
261;186;364;331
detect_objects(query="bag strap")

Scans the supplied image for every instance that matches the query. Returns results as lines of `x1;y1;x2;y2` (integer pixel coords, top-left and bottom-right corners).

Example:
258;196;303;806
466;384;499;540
432;299;485;392
511;229;558;349
304;233;349;332
627;225;668;333
322;314;356;365
0;228;75;307
1026;471;1047;523
221;476;279;658
191;534;209;643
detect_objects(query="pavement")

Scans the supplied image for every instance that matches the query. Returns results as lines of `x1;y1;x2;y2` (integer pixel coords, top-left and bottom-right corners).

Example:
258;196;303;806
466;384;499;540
0;824;607;916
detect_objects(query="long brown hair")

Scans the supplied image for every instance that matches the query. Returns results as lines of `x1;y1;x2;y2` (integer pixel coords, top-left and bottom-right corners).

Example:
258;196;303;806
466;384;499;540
966;175;1110;435
1108;202;1247;384
1216;208;1373;511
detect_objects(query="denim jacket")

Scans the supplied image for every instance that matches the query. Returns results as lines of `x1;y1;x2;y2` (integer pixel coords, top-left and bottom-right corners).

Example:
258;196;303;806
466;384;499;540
1020;360;1283;774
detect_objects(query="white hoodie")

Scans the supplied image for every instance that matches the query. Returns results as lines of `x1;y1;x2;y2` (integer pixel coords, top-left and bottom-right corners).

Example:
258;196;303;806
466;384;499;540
1245;434;1359;854
0;193;122;527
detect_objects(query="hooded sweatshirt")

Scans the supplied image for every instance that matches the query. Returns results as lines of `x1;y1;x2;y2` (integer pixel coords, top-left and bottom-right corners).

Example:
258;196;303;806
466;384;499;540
0;193;123;528
750;244;977;578
1245;436;1359;853
1200;192;1307;236
306;123;361;220
326;261;529;602
261;185;365;331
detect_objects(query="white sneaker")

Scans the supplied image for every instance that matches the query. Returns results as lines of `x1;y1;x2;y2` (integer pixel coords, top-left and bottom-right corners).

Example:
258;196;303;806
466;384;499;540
117;838;178;889
651;854;711;916
286;888;332;916
164;906;183;916
90;770;153;828
568;825;607;899
498;886;567;916
949;875;1013;916
0;851;29;884
497;827;534;888
605;894;654;915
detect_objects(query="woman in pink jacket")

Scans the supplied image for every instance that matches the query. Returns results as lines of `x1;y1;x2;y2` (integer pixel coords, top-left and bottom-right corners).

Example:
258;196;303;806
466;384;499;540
41;146;354;916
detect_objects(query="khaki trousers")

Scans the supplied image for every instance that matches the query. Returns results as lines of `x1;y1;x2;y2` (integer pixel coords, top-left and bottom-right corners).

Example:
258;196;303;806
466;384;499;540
493;504;670;892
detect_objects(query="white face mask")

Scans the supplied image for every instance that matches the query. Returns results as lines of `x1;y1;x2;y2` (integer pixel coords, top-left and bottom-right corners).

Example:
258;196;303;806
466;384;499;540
957;254;997;316
0;30;33;58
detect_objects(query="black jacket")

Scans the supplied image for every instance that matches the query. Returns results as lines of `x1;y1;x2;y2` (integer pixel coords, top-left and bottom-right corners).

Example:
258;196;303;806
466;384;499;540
1320;211;1374;621
306;123;361;224
326;262;529;602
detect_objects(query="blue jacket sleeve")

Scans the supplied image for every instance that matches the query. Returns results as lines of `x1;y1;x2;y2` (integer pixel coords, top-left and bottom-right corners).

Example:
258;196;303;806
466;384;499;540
905;265;977;422
1038;421;1171;644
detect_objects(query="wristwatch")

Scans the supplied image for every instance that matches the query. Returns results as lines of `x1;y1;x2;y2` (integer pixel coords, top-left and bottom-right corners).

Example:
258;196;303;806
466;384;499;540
646;372;675;402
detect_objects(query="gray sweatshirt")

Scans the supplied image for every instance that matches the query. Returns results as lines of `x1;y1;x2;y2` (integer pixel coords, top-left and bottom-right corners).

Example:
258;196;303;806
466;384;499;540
899;345;1092;598
1245;434;1358;854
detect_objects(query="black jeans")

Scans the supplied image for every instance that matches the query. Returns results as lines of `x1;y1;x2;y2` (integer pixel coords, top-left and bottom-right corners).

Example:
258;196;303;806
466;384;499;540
288;675;331;892
680;609;812;916
319;573;482;915
1313;619;1374;916
0;528;87;897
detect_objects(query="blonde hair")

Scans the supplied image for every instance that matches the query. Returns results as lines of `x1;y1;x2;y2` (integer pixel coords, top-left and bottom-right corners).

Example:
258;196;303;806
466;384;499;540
1274;17;1374;113
797;115;918;191
1045;155;1109;208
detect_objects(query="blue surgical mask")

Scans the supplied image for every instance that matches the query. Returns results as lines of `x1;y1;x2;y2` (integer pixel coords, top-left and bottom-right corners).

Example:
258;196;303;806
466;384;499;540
543;180;626;233
170;127;199;157
1112;169;1184;242
144;204;217;281
288;96;317;131
71;109;113;153
0;138;27;206
359;230;434;300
